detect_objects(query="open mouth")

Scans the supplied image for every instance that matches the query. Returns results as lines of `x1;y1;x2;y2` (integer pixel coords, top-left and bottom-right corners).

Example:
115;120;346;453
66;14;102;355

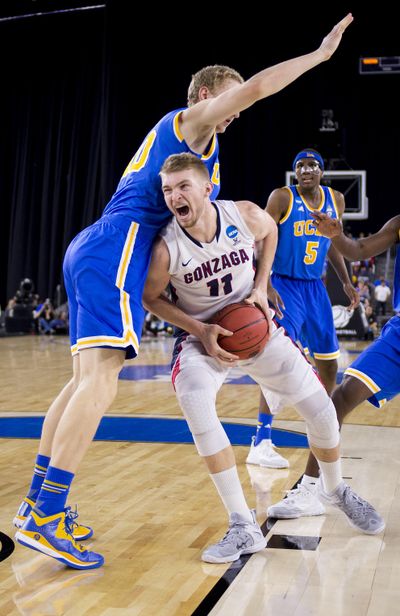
176;205;190;217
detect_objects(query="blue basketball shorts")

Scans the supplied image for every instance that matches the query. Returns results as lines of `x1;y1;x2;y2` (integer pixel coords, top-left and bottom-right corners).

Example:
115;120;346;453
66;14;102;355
344;315;400;408
63;214;156;358
271;273;340;360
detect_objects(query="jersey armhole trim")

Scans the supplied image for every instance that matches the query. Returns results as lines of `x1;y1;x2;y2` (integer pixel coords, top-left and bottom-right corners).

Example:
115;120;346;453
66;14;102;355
279;187;293;224
173;111;184;142
328;187;340;218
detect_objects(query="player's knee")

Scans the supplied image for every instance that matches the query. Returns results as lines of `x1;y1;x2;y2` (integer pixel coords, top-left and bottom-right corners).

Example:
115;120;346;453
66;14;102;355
335;375;367;417
177;389;218;434
69;375;80;395
177;389;229;456
317;359;338;384
193;425;231;456
297;390;339;449
79;369;119;406
326;359;338;378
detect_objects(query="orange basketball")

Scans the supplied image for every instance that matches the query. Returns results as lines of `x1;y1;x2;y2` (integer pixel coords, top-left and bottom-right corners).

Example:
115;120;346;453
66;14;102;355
211;302;269;360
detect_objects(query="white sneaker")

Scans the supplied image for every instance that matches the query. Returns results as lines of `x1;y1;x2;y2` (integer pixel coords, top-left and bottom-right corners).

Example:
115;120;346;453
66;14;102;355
246;437;289;469
201;510;266;563
267;483;325;519
318;481;385;535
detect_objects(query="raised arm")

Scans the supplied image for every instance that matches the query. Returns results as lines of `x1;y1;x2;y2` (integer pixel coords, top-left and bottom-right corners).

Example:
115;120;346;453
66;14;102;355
183;14;353;131
142;237;239;362
313;213;400;260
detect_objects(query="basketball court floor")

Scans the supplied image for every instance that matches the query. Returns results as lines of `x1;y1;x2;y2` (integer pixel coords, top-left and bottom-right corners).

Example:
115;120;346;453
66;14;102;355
0;334;399;615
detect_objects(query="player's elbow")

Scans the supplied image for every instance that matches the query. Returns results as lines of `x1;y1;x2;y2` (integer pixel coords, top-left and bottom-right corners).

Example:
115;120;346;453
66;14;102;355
251;71;287;100
241;79;266;105
142;287;157;312
266;215;278;239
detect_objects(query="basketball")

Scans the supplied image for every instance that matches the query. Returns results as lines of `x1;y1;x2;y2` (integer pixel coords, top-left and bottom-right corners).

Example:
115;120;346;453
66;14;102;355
211;302;269;360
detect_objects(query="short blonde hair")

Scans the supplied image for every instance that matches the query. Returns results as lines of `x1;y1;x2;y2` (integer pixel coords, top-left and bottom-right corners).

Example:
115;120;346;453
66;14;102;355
187;65;243;106
160;153;210;181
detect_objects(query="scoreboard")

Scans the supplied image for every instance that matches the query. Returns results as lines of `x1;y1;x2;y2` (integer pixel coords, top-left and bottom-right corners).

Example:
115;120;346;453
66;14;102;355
359;57;400;74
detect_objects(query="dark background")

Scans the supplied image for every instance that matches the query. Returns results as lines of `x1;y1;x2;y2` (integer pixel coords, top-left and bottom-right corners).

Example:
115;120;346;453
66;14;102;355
1;1;399;306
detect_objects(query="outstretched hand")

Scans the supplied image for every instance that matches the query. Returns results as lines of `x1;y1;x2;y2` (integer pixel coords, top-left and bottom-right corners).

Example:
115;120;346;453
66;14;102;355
319;13;353;60
312;211;343;238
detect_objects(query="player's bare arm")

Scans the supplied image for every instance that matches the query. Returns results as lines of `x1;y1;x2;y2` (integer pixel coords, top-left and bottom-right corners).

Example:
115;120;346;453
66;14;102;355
313;213;400;259
266;187;292;223
142;237;239;362
327;243;360;310
325;190;359;310
181;14;352;144
236;201;277;331
263;188;291;317
333;190;345;219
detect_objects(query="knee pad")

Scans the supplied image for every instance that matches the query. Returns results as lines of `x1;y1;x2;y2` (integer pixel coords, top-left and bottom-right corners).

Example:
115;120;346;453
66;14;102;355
296;389;339;449
177;389;230;456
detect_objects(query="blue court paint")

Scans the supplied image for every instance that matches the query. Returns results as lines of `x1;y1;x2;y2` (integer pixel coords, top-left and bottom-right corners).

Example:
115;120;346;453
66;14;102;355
119;365;348;385
0;416;308;447
119;365;172;380
119;365;257;385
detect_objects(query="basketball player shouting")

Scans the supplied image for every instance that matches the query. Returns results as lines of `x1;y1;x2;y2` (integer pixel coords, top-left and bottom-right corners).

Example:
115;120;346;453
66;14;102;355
142;153;384;564
14;14;353;571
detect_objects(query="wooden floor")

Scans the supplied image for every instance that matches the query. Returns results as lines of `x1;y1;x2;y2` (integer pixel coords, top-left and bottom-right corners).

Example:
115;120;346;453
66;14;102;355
1;334;400;615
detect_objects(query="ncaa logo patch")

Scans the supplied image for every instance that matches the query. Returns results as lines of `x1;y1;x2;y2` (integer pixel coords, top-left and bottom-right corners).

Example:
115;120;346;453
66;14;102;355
226;225;238;240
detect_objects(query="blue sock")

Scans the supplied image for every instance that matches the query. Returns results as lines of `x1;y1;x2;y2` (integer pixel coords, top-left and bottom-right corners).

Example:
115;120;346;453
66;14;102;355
254;413;273;445
27;454;50;501
34;466;74;517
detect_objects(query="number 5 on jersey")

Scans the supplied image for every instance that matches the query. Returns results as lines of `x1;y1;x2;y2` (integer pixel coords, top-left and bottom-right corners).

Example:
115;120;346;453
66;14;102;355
304;241;319;265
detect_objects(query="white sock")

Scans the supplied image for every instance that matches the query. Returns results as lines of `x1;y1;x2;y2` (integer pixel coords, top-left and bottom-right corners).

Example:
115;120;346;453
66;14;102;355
210;467;253;523
318;459;342;494
301;474;318;490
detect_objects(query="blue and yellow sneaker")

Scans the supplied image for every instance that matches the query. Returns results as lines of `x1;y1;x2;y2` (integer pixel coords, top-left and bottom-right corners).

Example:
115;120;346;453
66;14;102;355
13;499;93;540
15;509;104;569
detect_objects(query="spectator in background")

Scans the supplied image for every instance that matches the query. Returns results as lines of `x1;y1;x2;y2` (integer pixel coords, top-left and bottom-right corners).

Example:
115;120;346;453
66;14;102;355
5;297;17;317
374;279;391;315
50;309;69;334
373;276;390;286
364;304;378;339
366;255;375;275
357;279;370;303
34;299;55;334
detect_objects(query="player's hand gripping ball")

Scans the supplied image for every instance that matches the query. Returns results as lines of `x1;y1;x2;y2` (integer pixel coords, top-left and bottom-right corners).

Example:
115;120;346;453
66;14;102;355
211;302;269;360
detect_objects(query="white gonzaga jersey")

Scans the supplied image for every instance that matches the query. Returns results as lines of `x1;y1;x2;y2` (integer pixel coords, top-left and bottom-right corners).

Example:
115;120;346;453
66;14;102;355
161;200;255;321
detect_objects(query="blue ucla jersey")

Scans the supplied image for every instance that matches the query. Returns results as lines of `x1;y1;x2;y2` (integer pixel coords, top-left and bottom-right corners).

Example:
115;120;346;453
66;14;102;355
342;228;400;408
272;185;339;280
103;108;221;231
345;316;400;408
393;242;400;311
